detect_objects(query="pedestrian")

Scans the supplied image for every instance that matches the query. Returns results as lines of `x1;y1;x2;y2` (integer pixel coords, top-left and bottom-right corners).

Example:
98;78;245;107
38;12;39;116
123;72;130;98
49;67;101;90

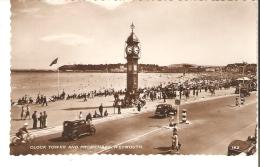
25;105;31;119
137;103;141;112
173;123;178;133
104;109;108;116
118;105;121;114
93;110;98;118
21;106;25;120
38;112;44;129
32;111;38;129
235;96;239;106
40;95;44;104
79;111;83;120
99;104;103;117
171;131;180;153
36;94;40;104
163;93;166;102
42;96;48;106
43;111;47;128
86;112;92;121
169;116;174;127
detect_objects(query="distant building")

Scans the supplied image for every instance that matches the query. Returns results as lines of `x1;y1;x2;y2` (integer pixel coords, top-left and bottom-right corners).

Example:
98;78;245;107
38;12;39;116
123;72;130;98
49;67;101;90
224;63;257;74
205;67;216;72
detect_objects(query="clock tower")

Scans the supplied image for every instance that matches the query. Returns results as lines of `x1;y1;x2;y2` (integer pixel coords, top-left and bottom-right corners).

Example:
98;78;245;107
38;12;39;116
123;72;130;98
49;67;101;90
125;23;140;103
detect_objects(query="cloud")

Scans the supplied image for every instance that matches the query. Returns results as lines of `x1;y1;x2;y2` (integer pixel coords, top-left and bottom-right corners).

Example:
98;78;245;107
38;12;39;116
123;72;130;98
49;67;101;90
89;0;130;10
40;34;93;46
41;0;129;10
41;0;77;5
18;8;40;13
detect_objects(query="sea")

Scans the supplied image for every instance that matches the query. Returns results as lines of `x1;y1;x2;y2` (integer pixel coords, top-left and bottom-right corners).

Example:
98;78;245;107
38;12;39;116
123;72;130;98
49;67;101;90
11;72;192;100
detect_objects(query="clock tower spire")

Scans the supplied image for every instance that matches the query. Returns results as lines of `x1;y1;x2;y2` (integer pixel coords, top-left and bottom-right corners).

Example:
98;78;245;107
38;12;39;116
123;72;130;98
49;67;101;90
124;22;141;106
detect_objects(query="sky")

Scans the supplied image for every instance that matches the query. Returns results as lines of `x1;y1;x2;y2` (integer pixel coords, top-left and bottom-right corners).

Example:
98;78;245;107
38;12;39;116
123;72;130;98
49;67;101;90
11;0;257;69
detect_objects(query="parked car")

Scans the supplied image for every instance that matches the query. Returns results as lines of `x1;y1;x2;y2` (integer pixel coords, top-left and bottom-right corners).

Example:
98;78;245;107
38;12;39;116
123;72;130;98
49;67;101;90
227;135;256;156
62;120;96;140
154;104;177;118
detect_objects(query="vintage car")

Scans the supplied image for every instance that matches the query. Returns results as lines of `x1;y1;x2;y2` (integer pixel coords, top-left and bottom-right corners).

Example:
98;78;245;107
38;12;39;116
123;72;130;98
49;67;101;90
154;104;177;118
227;136;256;156
62;120;96;140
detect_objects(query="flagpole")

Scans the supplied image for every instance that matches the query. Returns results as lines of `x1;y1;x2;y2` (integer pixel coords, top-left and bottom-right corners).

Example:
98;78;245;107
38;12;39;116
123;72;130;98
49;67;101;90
57;66;60;97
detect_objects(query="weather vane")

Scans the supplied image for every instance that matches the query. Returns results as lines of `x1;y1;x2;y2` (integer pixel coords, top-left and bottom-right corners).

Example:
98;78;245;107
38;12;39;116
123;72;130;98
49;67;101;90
130;22;135;33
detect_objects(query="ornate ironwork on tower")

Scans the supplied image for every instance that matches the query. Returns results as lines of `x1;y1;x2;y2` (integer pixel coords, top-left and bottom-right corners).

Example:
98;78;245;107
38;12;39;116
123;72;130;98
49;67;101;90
124;22;141;104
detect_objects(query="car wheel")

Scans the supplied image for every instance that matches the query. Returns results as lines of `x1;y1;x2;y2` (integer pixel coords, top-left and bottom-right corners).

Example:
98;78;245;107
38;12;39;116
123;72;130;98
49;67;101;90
71;133;79;141
11;136;20;146
90;127;96;136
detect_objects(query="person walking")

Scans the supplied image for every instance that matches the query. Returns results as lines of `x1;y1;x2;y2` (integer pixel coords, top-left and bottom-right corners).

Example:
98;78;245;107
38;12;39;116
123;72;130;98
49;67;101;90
163;93;166;103
42;96;48;106
38;112;44;129
169;116;174;127
196;89;199;97
171;131;181;153
118;105;121;114
104;109;108;116
86;113;92;122
93;110;98;118
99;104;103;117
32;111;38;129
137;103;141;112
78;111;83;120
25;105;31;120
21;106;25;120
43;111;47;128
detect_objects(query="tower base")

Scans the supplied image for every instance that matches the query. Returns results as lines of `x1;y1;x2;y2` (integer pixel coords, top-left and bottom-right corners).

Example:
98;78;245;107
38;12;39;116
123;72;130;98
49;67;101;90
122;91;139;108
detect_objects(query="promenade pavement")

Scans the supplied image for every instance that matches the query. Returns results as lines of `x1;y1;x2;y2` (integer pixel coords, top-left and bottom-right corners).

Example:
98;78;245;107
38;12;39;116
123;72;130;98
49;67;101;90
10;88;237;138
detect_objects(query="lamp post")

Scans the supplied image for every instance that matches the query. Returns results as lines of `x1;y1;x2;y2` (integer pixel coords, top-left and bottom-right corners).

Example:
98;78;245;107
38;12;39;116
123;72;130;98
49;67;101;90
242;63;248;85
240;62;247;106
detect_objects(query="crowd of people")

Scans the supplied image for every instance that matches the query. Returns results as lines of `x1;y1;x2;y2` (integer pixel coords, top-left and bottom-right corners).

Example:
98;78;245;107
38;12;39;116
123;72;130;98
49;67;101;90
78;104;109;122
20;105;31;120
31;111;48;129
16;95;34;105
13;74;257;134
13;73;257;108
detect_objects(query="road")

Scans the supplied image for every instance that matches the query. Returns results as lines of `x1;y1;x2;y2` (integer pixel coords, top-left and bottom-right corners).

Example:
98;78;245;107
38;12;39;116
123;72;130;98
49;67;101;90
10;93;257;155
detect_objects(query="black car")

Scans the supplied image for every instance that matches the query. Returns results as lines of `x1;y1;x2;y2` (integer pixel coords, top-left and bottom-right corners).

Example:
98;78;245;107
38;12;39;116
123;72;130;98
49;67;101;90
227;136;256;156
62;120;96;140
154;104;177;118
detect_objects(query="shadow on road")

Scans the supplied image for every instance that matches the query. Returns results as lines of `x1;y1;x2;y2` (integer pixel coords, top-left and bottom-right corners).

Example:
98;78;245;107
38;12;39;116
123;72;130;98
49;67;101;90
226;104;237;108
63;105;114;110
148;116;164;119
149;125;162;128
154;146;171;151
12;118;31;121
48;137;69;142
154;146;179;155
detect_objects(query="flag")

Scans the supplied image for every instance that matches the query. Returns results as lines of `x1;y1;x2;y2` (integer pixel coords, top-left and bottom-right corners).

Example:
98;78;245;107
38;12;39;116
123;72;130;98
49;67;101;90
49;58;58;66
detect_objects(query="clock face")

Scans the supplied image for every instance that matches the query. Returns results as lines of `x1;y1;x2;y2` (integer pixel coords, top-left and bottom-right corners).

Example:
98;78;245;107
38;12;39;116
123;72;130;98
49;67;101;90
128;64;132;71
133;64;137;71
133;46;140;54
126;46;133;54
